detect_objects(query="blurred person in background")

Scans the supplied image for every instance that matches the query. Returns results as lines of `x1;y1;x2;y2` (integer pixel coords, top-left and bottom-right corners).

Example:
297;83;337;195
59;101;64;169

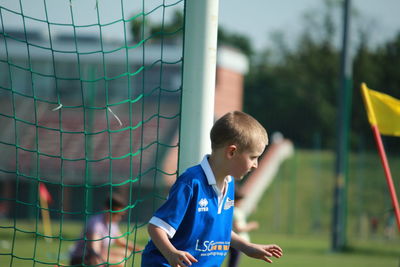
228;188;259;267
69;194;141;266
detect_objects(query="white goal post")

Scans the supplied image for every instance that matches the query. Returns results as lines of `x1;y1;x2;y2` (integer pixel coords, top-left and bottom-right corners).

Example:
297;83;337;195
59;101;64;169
178;0;219;174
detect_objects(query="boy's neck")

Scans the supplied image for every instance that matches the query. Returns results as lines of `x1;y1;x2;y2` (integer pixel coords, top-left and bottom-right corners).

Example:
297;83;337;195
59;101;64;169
208;153;228;191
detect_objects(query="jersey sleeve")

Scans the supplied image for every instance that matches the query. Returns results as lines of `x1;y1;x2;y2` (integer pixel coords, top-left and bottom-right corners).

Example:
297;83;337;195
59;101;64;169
149;180;192;238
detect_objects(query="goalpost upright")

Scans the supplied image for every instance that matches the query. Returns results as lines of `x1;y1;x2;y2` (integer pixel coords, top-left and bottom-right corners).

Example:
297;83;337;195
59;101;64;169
178;0;219;174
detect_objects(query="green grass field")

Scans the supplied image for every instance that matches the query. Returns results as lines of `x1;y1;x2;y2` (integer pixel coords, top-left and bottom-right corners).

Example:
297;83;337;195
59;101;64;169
223;233;399;267
0;220;148;266
1;149;399;266
1;223;398;267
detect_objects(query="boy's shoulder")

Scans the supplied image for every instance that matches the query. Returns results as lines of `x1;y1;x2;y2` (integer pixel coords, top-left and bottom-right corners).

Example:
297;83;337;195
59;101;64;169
178;164;205;184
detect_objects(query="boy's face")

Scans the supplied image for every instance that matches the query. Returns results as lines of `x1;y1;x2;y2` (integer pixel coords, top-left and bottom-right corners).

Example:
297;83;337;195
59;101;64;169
229;142;265;180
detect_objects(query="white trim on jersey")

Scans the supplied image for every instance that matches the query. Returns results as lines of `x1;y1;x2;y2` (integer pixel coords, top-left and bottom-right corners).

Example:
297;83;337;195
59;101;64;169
149;216;176;239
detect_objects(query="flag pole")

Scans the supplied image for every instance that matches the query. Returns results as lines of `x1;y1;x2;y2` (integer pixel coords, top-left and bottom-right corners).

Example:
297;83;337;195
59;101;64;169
370;126;400;231
361;84;400;231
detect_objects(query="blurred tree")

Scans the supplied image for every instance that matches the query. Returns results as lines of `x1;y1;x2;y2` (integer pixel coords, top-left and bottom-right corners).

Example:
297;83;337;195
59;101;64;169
244;1;400;151
352;32;400;152
150;10;184;44
130;14;150;44
244;1;340;148
130;10;184;44
218;27;254;57
130;10;253;52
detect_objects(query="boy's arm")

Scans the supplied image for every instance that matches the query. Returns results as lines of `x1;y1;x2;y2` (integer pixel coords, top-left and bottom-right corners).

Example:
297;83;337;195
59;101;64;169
148;223;198;267
230;231;283;263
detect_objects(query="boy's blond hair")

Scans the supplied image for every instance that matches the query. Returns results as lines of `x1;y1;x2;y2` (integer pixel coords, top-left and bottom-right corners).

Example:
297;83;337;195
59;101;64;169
210;111;268;151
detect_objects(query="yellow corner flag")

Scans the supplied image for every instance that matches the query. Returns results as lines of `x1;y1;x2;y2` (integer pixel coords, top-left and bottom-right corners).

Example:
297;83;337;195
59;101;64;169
361;83;400;137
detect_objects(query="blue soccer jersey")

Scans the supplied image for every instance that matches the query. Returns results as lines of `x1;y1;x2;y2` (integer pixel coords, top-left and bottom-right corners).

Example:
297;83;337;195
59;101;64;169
141;155;235;267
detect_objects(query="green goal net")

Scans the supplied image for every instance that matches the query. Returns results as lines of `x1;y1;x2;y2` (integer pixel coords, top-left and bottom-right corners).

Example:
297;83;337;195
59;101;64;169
0;0;184;266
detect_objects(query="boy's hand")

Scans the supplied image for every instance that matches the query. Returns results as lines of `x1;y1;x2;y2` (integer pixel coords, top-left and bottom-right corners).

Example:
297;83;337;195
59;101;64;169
243;243;283;263
166;249;198;267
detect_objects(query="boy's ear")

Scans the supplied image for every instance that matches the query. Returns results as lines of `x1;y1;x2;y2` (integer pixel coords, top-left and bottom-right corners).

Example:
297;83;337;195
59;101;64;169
226;145;237;158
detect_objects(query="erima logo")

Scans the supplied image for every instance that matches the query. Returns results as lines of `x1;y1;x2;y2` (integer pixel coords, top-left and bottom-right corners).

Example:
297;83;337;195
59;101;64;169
198;198;209;212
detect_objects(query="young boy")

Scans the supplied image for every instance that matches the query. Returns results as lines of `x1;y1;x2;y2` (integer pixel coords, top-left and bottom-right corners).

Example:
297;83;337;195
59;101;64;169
70;194;141;266
141;111;283;266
